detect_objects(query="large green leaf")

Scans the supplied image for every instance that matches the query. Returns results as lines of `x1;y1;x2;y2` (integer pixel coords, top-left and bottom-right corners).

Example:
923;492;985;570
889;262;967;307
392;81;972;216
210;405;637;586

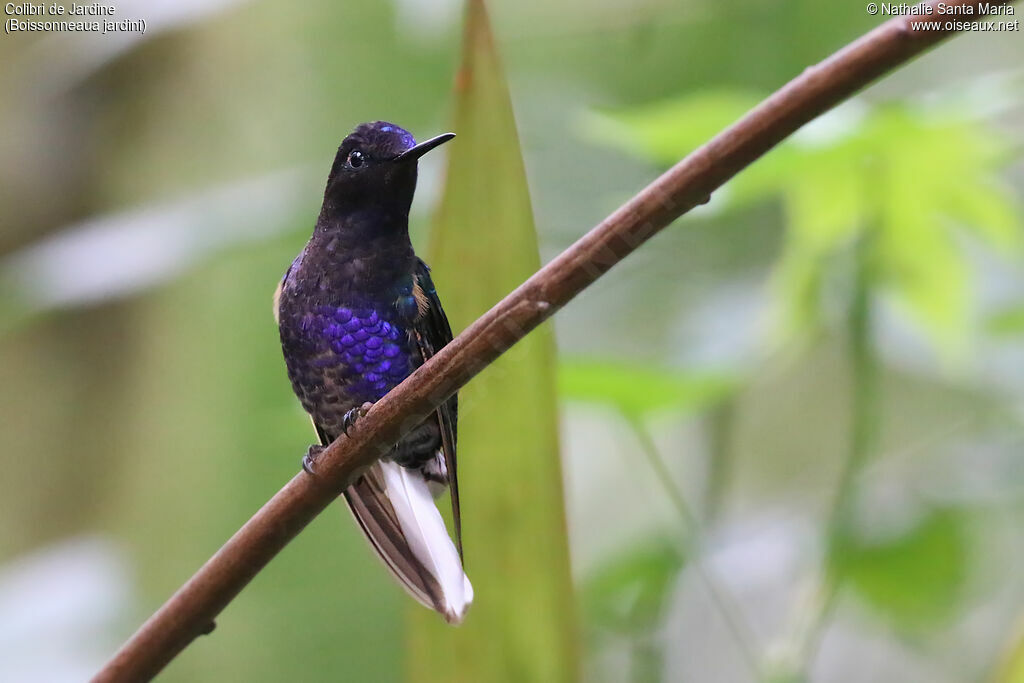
829;506;969;633
407;1;578;682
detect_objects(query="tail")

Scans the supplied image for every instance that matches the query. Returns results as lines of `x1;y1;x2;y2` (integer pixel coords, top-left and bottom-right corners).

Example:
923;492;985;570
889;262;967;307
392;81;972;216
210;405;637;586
343;460;473;624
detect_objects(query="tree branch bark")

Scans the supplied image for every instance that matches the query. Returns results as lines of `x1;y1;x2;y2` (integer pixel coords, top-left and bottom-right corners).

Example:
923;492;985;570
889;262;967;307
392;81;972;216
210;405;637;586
93;2;1015;680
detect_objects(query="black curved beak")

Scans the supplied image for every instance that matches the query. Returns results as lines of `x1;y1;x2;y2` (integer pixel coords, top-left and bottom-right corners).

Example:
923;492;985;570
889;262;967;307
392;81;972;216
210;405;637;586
395;133;455;162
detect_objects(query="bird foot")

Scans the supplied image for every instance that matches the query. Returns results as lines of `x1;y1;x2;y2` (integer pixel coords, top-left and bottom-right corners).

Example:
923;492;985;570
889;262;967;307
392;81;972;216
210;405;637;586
342;402;374;436
301;444;324;476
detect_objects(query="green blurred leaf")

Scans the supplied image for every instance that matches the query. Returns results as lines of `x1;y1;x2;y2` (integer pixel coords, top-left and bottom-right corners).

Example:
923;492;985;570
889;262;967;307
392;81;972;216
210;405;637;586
830;507;969;633
944;181;1020;251
559;358;737;418
783;149;865;253
582;538;686;634
987;305;1024;337
582;91;763;166
408;2;578;682
771;243;829;337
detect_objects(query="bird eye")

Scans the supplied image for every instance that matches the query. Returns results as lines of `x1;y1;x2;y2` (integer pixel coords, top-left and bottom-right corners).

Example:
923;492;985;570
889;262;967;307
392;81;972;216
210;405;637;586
347;150;365;169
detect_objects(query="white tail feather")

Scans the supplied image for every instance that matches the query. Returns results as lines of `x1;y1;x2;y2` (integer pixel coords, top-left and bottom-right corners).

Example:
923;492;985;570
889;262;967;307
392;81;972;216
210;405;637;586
377;460;473;623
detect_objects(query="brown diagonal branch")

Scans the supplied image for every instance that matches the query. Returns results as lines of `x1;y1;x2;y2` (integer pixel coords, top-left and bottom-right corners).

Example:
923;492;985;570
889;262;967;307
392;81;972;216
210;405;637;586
93;2;1014;680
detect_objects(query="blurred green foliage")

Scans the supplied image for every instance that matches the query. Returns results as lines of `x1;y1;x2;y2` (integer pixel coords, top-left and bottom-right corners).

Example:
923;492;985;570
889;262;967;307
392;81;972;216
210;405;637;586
583;538;685;635
830;506;969;633
588;91;1022;356
559;358;737;418
578;62;1023;681
583;538;685;683
987;303;1024;336
999;626;1024;683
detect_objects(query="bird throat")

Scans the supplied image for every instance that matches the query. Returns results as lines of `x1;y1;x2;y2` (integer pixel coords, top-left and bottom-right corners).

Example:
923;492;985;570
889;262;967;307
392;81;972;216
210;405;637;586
298;209;417;303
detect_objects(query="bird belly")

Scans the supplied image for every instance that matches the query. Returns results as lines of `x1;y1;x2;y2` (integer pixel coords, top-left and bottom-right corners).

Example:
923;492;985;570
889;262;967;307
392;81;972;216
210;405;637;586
280;303;415;437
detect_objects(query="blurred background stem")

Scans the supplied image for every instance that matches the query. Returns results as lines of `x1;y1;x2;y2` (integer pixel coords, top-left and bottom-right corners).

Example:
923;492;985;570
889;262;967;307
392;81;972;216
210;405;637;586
625;416;763;679
797;234;881;674
832;234;881;539
629;631;661;683
704;399;737;524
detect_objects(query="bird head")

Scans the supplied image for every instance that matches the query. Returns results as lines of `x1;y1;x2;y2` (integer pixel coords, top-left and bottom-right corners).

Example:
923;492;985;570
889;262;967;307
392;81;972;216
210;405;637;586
324;121;454;217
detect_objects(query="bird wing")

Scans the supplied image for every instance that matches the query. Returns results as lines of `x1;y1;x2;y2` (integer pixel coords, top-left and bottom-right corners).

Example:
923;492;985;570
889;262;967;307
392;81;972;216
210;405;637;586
411;259;462;560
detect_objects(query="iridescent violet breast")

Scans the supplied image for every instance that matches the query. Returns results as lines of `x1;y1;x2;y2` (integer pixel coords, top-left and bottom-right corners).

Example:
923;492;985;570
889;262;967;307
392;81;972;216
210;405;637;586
309;305;413;401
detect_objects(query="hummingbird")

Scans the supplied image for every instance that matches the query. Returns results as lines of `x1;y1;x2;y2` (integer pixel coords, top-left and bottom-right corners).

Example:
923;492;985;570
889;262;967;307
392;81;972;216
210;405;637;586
273;121;471;624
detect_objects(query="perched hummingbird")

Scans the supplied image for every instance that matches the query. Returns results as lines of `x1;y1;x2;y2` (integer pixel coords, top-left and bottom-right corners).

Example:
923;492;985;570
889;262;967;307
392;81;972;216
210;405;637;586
274;121;471;624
